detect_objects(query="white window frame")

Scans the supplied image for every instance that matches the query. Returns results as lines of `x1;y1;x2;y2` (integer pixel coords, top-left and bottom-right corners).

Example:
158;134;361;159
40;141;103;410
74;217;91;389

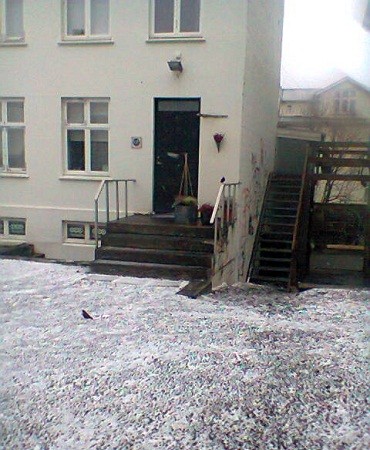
63;221;106;245
62;0;111;41
0;217;26;240
0;0;25;43
0;98;26;173
334;89;356;115
150;0;202;39
63;98;109;176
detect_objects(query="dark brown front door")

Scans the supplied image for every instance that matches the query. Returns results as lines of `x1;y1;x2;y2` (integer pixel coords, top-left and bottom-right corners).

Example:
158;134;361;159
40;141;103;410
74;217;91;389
153;98;200;213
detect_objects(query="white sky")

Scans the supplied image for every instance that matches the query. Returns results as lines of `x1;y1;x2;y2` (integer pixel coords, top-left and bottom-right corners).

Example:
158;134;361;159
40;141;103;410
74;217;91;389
281;0;370;89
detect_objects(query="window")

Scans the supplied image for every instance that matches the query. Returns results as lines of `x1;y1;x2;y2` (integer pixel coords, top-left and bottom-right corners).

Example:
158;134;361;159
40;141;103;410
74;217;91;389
63;0;110;40
0;0;24;43
63;98;109;174
334;89;356;114
151;0;201;37
0;98;26;172
64;221;106;244
0;218;26;238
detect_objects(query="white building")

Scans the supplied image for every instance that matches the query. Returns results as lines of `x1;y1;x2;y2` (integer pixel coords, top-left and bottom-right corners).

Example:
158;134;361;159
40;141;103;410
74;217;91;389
0;0;284;285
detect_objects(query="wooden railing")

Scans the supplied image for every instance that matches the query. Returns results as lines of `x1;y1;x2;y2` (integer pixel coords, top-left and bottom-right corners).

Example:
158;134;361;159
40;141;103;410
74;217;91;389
210;180;240;274
94;179;136;248
288;147;313;290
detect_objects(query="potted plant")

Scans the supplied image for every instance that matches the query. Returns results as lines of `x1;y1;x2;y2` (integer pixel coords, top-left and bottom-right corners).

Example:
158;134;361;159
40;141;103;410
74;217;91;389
199;203;214;226
173;195;198;225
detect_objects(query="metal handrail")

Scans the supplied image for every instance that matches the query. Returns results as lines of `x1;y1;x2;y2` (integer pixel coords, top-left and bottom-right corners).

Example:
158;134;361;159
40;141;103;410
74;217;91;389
246;172;273;282
288;148;310;289
94;178;136;249
210;179;240;271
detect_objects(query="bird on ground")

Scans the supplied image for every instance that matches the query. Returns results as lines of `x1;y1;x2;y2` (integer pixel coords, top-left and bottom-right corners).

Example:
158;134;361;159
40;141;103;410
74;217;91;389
82;310;93;320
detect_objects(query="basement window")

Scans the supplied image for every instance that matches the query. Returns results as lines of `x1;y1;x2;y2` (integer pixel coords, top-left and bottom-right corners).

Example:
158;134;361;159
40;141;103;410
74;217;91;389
64;221;106;244
0;218;26;238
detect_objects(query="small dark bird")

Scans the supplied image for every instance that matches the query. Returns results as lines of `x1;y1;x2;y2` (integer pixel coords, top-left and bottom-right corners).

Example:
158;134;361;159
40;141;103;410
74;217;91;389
220;177;225;183
82;310;93;320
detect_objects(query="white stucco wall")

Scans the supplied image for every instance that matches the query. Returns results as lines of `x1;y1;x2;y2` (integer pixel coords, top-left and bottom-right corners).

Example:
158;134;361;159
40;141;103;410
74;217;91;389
237;0;285;282
1;0;248;259
1;0;284;269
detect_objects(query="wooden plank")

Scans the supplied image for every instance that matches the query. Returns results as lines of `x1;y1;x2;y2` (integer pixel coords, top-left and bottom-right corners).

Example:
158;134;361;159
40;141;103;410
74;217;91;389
311;174;370;182
309;157;370;167
316;150;370;156
317;142;369;148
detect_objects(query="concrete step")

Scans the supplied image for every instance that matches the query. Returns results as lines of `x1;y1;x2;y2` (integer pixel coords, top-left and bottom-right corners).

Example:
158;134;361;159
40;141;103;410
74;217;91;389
96;246;212;268
107;220;213;239
102;233;214;253
91;259;210;280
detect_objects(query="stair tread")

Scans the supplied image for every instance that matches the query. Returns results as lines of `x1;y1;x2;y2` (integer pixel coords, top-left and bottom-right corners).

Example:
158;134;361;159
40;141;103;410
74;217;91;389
258;266;291;272
98;246;213;257
266;214;297;219
259;248;292;253
93;259;207;270
250;275;289;283
262;222;295;227
260;239;293;244
259;257;292;262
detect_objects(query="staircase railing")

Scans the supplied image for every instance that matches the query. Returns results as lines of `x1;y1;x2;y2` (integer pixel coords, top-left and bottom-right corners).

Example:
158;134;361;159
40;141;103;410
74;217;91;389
94;179;136;249
246;172;273;281
288;148;312;289
210;180;240;275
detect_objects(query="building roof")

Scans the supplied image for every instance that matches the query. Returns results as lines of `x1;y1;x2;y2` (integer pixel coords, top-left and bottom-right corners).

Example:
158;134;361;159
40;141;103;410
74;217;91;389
281;77;370;103
316;76;370;96
281;89;319;102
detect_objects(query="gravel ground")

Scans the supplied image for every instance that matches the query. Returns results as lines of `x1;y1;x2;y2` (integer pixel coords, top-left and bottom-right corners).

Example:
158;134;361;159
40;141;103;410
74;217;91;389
0;259;369;450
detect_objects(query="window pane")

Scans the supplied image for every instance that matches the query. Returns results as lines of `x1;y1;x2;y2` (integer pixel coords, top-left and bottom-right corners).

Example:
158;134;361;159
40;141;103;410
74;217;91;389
67;130;85;170
67;0;85;36
6;0;24;38
180;0;200;32
90;102;108;123
67;102;84;123
0;219;4;234
9;220;25;235
91;130;108;171
158;99;200;111
8;128;25;169
154;0;174;33
7;102;24;123
91;0;109;35
89;225;106;240
67;223;85;239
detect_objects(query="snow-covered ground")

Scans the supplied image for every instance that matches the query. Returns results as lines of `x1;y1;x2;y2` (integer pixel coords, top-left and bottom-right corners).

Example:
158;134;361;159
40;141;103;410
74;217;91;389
0;259;369;450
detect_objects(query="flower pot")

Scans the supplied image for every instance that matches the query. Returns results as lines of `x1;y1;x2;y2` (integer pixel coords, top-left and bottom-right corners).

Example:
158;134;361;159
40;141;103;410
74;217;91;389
200;210;212;226
174;204;198;225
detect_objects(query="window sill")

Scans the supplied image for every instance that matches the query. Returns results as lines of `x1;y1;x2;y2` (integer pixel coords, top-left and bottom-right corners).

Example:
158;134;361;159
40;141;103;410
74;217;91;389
0;172;29;178
0;41;27;47
146;37;205;43
58;38;114;46
59;175;111;181
63;242;95;247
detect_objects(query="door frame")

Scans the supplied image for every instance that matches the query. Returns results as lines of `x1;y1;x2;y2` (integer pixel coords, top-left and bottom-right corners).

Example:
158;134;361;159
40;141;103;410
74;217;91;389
152;97;201;213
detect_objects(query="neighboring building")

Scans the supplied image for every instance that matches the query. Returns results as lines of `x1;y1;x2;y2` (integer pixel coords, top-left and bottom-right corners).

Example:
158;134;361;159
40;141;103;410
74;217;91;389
0;1;285;285
279;77;370;142
277;77;370;204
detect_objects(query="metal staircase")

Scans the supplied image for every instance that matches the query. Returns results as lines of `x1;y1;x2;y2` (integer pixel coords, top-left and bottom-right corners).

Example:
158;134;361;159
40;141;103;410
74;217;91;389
249;174;302;287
